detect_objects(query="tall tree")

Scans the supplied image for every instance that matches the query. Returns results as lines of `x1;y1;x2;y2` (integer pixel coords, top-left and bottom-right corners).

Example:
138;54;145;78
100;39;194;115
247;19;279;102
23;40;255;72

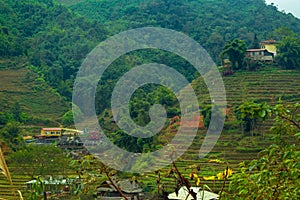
220;39;248;70
250;33;260;49
11;102;21;122
0;122;25;151
276;30;300;70
224;102;300;199
234;101;269;136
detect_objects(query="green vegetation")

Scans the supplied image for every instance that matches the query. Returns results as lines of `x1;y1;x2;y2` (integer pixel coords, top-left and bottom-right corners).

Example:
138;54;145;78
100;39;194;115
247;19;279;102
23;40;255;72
276;28;300;70
224;102;300;199
234;101;269;135
1;0;300;117
220;39;248;70
0;0;106;100
63;0;300;62
8;145;71;179
0;122;25;151
0;0;300;199
4;54;300;199
0;68;68;123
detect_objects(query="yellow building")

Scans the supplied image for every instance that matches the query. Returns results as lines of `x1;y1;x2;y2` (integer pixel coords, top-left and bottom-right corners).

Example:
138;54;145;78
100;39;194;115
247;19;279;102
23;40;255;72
261;40;277;56
40;128;62;137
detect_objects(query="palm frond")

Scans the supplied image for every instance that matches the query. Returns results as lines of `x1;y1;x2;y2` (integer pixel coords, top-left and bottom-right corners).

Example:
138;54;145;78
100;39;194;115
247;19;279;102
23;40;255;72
17;190;23;200
0;147;15;195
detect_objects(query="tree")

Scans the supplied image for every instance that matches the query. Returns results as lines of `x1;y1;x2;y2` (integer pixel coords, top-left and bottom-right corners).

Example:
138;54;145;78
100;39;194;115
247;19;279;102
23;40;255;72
155;158;232;200
7;145;71;178
61;111;74;127
201;105;225;130
201;105;212;128
224;101;300;199
272;27;296;41
220;39;248;70
0;112;14;125
250;33;260;49
112;129;153;153
0;122;25;151
11;102;21;122
62;104;83;127
234;101;269;136
276;30;300;70
69;155;129;199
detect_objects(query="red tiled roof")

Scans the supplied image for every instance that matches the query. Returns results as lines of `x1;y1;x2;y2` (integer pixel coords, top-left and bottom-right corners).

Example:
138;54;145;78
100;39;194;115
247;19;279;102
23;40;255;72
88;132;102;140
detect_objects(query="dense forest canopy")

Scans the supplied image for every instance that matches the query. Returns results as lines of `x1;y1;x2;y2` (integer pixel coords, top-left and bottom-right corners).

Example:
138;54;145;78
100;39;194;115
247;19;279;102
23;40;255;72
63;0;300;60
0;1;300;199
0;0;106;99
1;0;300;113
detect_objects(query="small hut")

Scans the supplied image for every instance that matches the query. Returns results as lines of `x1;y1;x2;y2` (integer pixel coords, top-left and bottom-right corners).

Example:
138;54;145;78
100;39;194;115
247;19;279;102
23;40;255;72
96;179;143;200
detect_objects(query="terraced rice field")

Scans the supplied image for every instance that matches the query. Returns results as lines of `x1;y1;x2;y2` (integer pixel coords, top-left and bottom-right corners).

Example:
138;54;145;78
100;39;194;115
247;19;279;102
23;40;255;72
224;69;300;104
0;174;30;200
0;67;69;121
142;69;300;192
1;69;299;197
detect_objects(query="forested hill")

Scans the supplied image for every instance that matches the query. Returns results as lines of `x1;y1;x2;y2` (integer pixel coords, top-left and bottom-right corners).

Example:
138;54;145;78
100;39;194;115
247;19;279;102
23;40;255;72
60;0;300;61
1;0;300;118
0;0;107;99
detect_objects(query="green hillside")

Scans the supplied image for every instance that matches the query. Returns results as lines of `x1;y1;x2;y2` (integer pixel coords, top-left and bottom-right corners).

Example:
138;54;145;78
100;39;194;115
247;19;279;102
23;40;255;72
53;0;300;117
193;68;300;105
1;0;300;116
0;68;298;198
0;0;107;100
0;67;68;123
60;0;300;61
0;0;299;198
140;68;300;192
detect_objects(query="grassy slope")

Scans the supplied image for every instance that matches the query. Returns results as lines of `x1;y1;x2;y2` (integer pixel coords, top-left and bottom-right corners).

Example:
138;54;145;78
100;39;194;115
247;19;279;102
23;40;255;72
140;68;300;192
1;0;299;196
0;68;299;197
0;66;69;123
193;68;300;104
223;69;300;104
0;65;70;199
